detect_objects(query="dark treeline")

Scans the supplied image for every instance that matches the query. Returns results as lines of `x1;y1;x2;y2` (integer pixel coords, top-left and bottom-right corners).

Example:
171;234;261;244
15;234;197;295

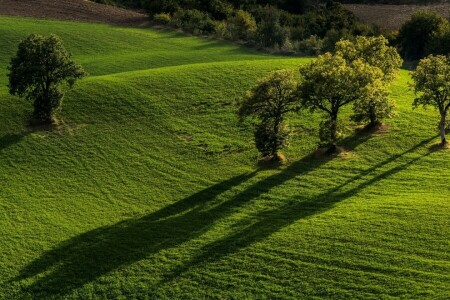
140;0;379;55
92;0;449;59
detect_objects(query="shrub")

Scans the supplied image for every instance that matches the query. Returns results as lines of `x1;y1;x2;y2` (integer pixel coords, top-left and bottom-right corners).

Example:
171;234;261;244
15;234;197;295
294;35;324;55
228;9;257;41
172;9;215;34
153;13;172;25
397;11;447;60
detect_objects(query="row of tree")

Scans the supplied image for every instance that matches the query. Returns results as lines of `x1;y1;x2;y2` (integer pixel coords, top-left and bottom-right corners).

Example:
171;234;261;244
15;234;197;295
6;34;450;160
238;36;450;160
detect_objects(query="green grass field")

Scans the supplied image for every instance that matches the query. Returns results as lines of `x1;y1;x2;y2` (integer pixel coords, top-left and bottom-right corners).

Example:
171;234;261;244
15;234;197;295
0;16;449;299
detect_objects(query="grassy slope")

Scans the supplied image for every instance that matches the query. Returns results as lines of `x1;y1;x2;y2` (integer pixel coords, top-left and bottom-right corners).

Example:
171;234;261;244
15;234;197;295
0;16;449;299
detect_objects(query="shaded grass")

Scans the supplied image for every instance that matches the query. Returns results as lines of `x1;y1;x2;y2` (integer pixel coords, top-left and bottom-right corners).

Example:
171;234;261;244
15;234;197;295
0;16;449;299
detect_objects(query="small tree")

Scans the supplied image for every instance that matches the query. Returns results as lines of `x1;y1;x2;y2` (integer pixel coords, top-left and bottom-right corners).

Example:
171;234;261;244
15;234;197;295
411;55;450;145
298;53;384;152
8;34;86;124
238;69;298;160
229;9;257;41
335;36;402;127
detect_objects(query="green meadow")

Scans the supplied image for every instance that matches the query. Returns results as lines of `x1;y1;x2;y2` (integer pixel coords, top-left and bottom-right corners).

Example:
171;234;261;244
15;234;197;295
0;16;449;299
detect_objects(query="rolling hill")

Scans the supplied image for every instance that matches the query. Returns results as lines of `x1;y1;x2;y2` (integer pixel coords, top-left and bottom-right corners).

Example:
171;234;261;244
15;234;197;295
0;13;449;300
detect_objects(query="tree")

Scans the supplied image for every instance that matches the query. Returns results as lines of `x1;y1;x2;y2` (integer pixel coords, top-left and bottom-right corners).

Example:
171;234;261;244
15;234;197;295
238;69;298;160
397;11;447;61
298;53;384;152
335;36;402;127
8;34;86;124
229;9;257;41
411;55;450;145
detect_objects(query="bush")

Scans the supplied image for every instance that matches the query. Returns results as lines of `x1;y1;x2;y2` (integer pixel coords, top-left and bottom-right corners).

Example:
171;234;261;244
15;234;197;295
397;11;447;60
427;22;450;56
294;35;324;55
228;9;257;41
153;13;172;25
172;9;215;34
214;20;230;39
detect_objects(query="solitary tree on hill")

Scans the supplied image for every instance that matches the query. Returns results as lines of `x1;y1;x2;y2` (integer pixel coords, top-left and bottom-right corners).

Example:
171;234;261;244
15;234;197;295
411;55;450;145
8;34;86;124
238;69;299;160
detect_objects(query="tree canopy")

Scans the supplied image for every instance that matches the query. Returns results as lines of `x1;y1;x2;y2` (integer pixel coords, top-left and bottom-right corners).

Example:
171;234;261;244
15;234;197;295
8;34;86;124
411;55;450;145
334;36;402;126
298;52;385;150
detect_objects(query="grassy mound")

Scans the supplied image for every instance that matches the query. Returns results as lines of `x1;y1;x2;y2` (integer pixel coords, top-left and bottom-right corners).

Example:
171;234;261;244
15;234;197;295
0;16;449;299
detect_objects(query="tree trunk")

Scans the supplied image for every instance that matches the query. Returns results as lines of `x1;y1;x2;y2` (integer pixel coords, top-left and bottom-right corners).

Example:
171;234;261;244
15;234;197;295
328;112;338;154
440;112;447;145
271;116;280;159
369;102;378;128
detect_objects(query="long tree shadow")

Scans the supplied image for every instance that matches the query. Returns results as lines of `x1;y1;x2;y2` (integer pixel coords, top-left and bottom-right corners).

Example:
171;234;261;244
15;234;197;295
16;131;422;297
159;135;438;285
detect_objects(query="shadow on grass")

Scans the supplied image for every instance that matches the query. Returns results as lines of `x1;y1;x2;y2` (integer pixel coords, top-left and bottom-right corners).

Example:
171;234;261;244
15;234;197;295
159;135;438;284
0;133;27;152
16;133;435;297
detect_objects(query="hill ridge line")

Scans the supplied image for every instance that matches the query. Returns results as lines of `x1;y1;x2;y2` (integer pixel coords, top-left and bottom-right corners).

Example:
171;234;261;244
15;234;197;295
84;57;304;81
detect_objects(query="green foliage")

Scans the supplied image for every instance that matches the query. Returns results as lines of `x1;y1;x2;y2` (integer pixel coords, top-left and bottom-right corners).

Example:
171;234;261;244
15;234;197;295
171;9;215;34
238;69;298;157
335;36;403;82
411;55;450;144
254;120;290;158
298;53;385;148
427;21;450;56
397;11;448;60
335;36;402;126
153;12;172;25
7;34;85;123
351;80;395;126
142;0;371;54
228;9;257;41
253;5;290;48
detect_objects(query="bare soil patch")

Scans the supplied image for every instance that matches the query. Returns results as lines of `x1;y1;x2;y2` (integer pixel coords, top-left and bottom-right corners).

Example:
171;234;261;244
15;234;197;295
0;0;149;26
345;4;450;30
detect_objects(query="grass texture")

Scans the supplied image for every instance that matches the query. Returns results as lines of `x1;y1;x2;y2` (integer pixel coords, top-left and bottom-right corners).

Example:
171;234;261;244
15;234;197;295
0;16;449;299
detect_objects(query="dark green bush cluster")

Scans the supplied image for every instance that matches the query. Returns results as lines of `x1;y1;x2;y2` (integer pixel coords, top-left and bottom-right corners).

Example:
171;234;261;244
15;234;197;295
149;1;375;54
397;11;450;60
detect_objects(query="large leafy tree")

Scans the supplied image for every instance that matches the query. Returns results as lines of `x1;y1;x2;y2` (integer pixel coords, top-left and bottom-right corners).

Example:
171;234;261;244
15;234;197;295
411;55;450;145
335;36;402;127
298;53;384;152
238;69;298;160
8;34;86;124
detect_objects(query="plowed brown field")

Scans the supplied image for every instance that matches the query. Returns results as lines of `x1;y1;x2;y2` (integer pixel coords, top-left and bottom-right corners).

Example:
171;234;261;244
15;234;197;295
345;4;450;30
0;0;148;26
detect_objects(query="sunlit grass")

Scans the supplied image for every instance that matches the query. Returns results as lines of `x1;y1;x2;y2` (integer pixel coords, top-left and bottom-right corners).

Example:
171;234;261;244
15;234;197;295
0;16;449;299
